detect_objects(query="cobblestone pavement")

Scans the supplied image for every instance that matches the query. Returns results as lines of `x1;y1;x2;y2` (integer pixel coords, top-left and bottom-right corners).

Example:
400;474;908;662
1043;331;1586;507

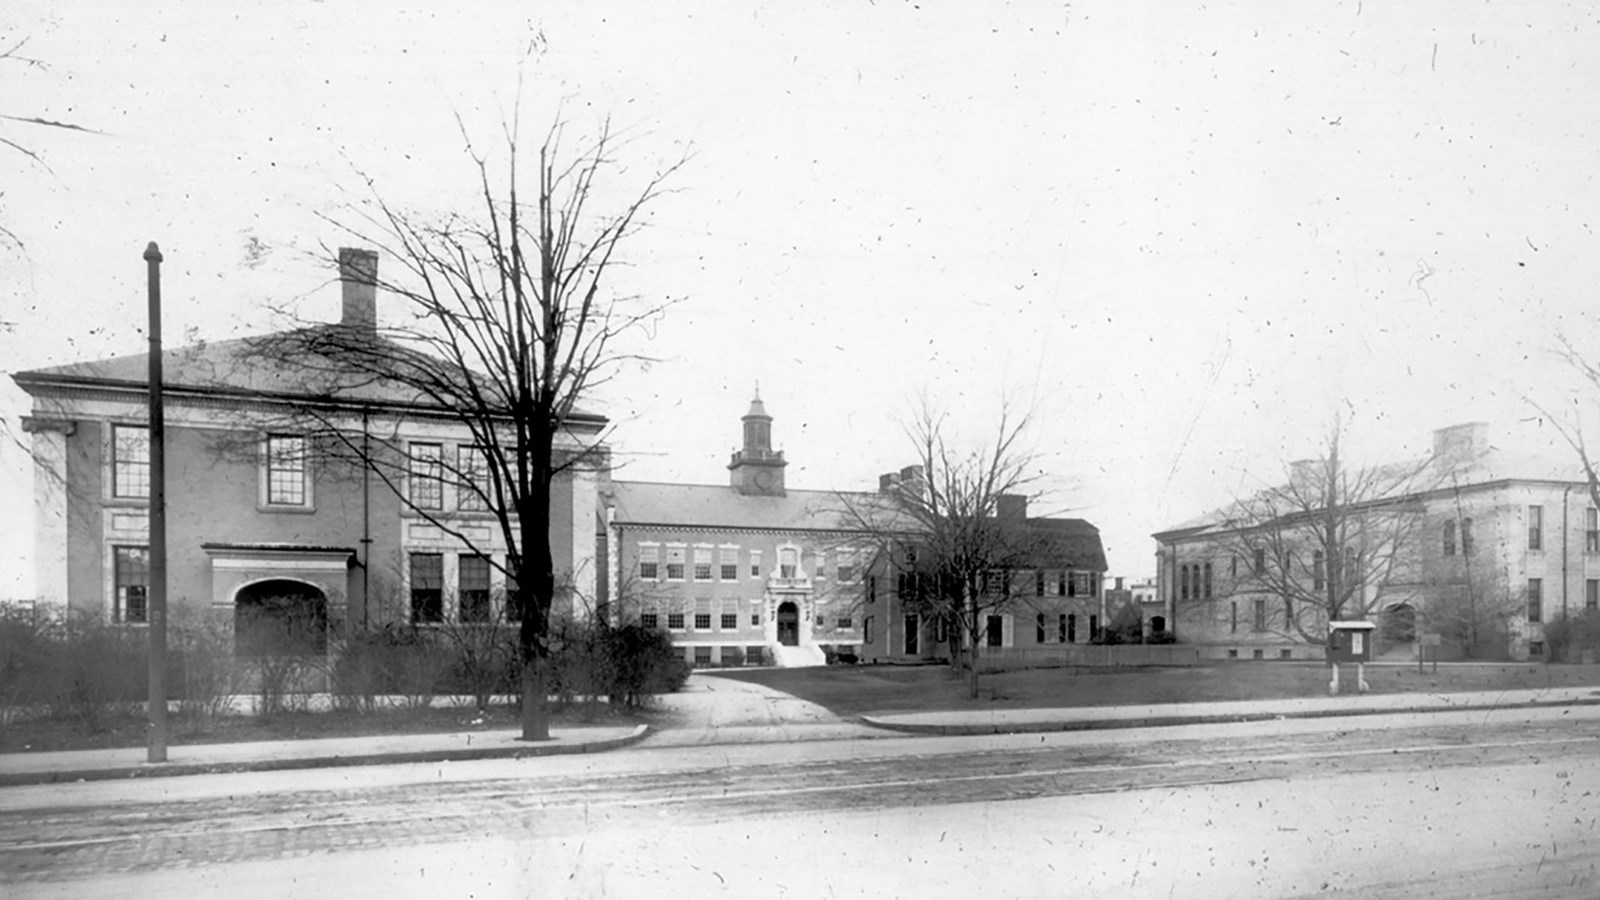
5;714;1600;888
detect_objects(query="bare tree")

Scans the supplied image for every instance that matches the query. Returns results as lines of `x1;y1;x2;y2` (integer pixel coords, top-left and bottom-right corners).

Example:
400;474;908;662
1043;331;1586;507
840;399;1043;698
1201;420;1439;644
246;114;684;740
2;34;97;254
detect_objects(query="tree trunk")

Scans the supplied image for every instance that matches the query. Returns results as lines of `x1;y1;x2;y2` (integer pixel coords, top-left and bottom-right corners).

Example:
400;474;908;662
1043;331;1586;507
519;655;549;741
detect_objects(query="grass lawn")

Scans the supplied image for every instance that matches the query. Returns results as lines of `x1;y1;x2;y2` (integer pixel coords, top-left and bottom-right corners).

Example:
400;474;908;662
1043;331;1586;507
706;661;1600;718
0;700;655;754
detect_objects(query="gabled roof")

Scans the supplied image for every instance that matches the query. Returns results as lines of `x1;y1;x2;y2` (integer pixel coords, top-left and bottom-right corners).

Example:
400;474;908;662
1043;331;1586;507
608;481;872;533
1020;517;1109;572
12;326;605;426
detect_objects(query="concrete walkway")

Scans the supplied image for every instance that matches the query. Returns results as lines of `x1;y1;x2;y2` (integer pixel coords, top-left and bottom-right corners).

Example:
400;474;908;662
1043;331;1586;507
644;672;884;746
861;684;1600;735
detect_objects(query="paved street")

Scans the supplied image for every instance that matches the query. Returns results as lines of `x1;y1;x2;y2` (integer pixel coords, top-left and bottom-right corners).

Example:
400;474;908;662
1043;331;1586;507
4;694;1599;898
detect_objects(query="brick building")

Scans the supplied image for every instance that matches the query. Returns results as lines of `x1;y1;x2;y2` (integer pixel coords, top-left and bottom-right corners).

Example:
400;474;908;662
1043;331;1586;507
13;249;605;656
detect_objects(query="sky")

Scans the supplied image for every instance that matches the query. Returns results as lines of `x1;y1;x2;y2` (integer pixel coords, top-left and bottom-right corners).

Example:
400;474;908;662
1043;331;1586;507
4;0;1600;597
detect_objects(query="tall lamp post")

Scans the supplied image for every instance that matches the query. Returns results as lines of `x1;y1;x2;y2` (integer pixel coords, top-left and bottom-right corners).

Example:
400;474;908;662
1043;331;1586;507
145;242;168;763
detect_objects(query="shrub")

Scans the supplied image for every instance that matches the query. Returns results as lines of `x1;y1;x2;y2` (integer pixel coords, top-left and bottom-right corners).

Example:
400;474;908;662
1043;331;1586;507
171;617;242;730
1544;609;1600;663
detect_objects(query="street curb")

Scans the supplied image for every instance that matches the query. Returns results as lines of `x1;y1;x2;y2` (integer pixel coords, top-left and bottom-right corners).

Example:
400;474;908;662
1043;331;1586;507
0;724;652;787
858;697;1600;737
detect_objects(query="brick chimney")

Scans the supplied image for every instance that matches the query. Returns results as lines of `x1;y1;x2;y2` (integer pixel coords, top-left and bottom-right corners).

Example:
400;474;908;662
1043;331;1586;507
1432;422;1488;462
338;247;379;331
996;493;1028;520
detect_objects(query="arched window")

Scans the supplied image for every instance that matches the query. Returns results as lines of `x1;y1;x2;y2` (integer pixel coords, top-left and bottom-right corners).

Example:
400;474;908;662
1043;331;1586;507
1443;520;1457;556
1203;562;1213;598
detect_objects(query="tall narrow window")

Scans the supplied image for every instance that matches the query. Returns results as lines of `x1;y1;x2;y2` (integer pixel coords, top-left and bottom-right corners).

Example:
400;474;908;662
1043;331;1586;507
638;546;660;581
779;547;798;579
1443;520;1456;557
409;442;442;510
1527;578;1543;623
457;446;489;512
1529;505;1544;551
1036;570;1046;597
1462;518;1475;556
266;435;308;506
693;547;713;582
749;550;762;578
1058;614;1068;643
720;599;739;630
410;553;443;623
1313;550;1325;591
1253;548;1266;574
1066;613;1077;643
1230;601;1238;634
1036;613;1046;643
986;615;1003;648
1284;596;1294;625
111;425;151;499
1203;562;1213;598
1588;509;1598;554
1253;598;1267;632
1587;579;1598;611
666;547;686;581
720;548;739;581
458;554;491;623
1180;565;1190;601
113;545;150;624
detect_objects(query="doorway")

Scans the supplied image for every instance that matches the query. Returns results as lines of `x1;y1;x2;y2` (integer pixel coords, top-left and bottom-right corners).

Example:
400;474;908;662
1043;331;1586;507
777;601;799;646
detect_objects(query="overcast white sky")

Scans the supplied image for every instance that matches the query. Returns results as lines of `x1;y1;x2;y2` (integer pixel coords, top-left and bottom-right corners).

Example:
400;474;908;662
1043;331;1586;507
5;0;1600;597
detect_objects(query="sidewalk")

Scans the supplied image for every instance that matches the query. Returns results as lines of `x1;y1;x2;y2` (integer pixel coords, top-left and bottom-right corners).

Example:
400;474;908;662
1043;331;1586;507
860;685;1600;735
0;724;649;787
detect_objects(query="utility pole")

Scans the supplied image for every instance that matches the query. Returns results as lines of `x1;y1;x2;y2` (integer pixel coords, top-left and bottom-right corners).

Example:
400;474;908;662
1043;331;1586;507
145;242;169;763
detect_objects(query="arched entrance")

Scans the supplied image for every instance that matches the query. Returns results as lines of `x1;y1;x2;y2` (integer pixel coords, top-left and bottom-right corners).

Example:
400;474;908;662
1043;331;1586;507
777;601;799;646
235;579;328;657
1383;603;1417;645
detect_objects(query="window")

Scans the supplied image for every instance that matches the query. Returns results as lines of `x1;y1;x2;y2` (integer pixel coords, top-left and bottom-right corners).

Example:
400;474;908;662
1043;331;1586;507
1203;562;1213;598
1058;614;1068;643
667;610;685;630
839;564;858;584
720;548;739;581
694;646;712;667
409;442;442;510
904;615;919;654
1036;570;1046;597
641;608;659;630
867;575;878;604
1036;613;1047;643
1230;556;1238;578
1179;564;1189;601
1284;596;1294;624
813;551;827;580
1462;517;1474;556
750;551;762;578
1530;641;1545;656
666;547;686;581
1254;548;1265;574
863;617;874;645
1527;578;1543;623
639;546;660;581
1067;614;1077;643
693;547;713;582
457;446;490;512
751;612;761;626
410;553;443;624
837;615;853;629
111;425;150;499
113;545;149;623
694;598;712;631
266;435;308;506
1230;600;1238;634
1443;520;1456;557
457;554;491;623
1089;614;1099;641
1589;509;1599;554
986;615;1003;648
1073;572;1094;597
721;599;739;630
1588;579;1598;611
747;645;766;665
1529;505;1544;551
1313;550;1325;591
1253;598;1266;632
779;547;798;579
